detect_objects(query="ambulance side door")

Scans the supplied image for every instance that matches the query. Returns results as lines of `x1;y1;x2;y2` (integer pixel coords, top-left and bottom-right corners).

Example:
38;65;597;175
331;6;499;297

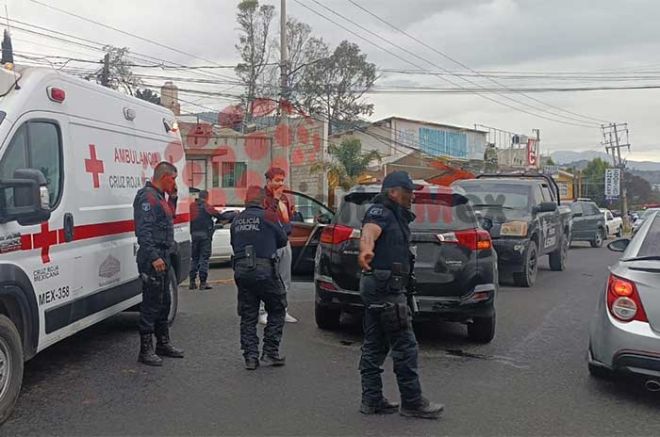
0;112;78;350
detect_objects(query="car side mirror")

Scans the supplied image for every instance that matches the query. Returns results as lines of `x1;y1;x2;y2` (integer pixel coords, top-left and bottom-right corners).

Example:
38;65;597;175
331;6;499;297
607;238;630;252
316;213;332;225
535;202;557;214
0;169;51;226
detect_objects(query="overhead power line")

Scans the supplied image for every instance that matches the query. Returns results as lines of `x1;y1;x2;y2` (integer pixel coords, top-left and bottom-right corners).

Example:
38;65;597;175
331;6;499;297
346;0;609;126
294;0;597;129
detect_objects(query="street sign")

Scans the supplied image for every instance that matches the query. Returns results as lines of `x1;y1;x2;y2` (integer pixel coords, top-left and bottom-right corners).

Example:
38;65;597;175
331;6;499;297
605;168;621;198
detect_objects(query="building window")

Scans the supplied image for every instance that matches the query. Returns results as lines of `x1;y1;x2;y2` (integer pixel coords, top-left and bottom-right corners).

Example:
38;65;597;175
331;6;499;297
558;182;569;199
222;162;247;188
186;158;207;190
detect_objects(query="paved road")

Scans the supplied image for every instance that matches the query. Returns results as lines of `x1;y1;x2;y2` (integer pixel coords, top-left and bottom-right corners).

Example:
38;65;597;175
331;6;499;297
3;243;659;436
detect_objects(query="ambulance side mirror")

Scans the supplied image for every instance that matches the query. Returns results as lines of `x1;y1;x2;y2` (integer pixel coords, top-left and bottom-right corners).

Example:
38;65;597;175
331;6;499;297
0;169;51;226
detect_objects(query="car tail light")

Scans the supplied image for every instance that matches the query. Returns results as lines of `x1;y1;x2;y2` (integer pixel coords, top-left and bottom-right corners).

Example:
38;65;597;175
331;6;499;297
320;225;360;245
437;229;492;251
606;274;648;322
317;280;337;291
47;87;65;103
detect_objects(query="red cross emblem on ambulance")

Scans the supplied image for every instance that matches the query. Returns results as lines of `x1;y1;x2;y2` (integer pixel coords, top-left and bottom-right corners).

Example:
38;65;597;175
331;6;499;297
85;144;105;188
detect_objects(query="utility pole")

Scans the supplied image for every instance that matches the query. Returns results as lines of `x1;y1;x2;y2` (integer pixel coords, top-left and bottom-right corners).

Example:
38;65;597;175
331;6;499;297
100;53;110;88
280;0;288;119
601;123;631;228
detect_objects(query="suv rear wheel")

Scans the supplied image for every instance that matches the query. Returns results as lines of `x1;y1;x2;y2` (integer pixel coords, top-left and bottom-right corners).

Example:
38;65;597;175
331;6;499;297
513;240;538;287
549;235;568;271
0;314;23;424
467;315;495;343
315;303;341;330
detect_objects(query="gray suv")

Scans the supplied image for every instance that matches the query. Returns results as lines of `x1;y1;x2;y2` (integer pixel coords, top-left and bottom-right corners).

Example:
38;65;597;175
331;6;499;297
569;200;606;247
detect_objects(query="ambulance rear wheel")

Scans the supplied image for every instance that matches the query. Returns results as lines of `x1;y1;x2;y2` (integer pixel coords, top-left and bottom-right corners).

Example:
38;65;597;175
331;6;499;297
167;267;178;326
0;314;23;424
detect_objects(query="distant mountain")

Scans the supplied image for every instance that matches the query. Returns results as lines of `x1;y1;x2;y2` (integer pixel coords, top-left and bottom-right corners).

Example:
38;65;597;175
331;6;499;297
551;150;660;171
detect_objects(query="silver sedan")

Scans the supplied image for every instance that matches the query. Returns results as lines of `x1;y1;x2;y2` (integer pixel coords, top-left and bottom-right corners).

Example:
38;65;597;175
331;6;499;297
588;210;660;391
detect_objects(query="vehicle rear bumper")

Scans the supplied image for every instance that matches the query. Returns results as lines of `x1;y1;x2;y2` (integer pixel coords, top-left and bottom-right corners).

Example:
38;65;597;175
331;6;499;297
492;238;528;273
589;305;660;378
572;231;598;242
315;277;496;321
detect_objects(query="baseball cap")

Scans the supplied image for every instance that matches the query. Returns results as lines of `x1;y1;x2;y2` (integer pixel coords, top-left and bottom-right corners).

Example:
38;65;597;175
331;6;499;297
381;171;422;191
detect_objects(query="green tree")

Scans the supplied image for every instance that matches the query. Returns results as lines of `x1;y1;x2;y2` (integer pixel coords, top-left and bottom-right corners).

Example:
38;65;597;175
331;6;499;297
92;45;142;96
299;41;376;134
135;88;161;105
312;138;381;190
235;0;275;123
581;158;612;205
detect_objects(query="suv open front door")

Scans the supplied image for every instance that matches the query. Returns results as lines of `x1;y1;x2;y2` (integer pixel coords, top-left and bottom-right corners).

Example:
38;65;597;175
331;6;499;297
285;190;335;277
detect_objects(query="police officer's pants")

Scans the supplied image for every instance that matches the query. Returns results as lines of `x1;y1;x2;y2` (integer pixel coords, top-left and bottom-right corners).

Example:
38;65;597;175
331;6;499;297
138;269;171;336
235;263;286;359
359;274;422;407
190;235;212;282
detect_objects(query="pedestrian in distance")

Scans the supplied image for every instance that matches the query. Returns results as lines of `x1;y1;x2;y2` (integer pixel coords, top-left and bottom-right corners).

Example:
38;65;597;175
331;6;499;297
259;167;298;325
189;190;223;290
357;171;443;419
231;186;289;370
132;161;185;366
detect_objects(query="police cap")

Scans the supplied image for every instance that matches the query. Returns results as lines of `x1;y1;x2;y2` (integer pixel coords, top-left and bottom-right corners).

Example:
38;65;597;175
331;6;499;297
381;171;421;192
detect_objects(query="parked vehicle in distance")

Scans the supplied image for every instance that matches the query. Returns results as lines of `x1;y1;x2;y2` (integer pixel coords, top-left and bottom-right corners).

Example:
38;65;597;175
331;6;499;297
569;200;607;247
210;207;244;264
588;210;660;390
315;182;498;342
453;173;572;288
633;208;660;234
601;208;623;238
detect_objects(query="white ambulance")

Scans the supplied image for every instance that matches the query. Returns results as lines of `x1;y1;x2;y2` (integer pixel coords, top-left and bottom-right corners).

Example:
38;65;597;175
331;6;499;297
0;65;191;422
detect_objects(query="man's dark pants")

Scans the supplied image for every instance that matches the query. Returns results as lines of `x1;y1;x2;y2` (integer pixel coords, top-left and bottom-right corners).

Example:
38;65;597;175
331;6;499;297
235;262;286;359
190;235;212;282
138;252;171;336
359;274;422;408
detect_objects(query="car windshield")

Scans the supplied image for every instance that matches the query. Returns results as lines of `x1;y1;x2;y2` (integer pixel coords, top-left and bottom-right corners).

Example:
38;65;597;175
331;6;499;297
337;191;477;231
641;209;660;220
455;182;531;211
638;215;660;257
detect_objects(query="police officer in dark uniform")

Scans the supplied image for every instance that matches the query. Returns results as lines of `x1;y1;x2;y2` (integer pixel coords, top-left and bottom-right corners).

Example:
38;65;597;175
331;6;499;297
133;161;185;366
231;186;288;370
357;171;443;419
189;190;223;290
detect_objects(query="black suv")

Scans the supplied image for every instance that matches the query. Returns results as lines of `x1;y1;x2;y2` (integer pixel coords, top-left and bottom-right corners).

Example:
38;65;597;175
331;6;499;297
568;199;606;247
314;183;498;343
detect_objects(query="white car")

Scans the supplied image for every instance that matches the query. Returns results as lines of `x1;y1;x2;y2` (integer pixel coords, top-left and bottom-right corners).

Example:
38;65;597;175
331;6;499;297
601;208;623;237
210;207;244;263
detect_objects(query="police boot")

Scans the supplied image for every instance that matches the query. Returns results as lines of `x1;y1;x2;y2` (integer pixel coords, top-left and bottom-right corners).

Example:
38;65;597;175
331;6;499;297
400;397;444;419
138;334;163;367
360;397;399;415
245;357;259;371
199;281;213;290
155;329;185;358
260;352;286;367
189;278;197;290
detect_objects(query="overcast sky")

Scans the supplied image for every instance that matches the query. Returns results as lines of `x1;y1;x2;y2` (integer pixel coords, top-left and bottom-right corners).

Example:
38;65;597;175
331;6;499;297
9;0;660;160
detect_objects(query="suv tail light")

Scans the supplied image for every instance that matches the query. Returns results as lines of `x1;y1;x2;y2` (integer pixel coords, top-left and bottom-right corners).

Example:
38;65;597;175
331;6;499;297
606;274;648;322
320;225;360;245
437;229;492;251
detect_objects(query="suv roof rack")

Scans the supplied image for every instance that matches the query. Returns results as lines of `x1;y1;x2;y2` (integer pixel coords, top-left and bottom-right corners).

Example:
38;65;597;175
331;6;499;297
476;172;562;205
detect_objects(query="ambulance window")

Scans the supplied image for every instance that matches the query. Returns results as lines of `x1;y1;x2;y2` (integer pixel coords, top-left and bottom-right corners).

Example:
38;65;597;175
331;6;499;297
0;121;62;209
0;125;28;207
28;122;62;207
0;124;28;176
